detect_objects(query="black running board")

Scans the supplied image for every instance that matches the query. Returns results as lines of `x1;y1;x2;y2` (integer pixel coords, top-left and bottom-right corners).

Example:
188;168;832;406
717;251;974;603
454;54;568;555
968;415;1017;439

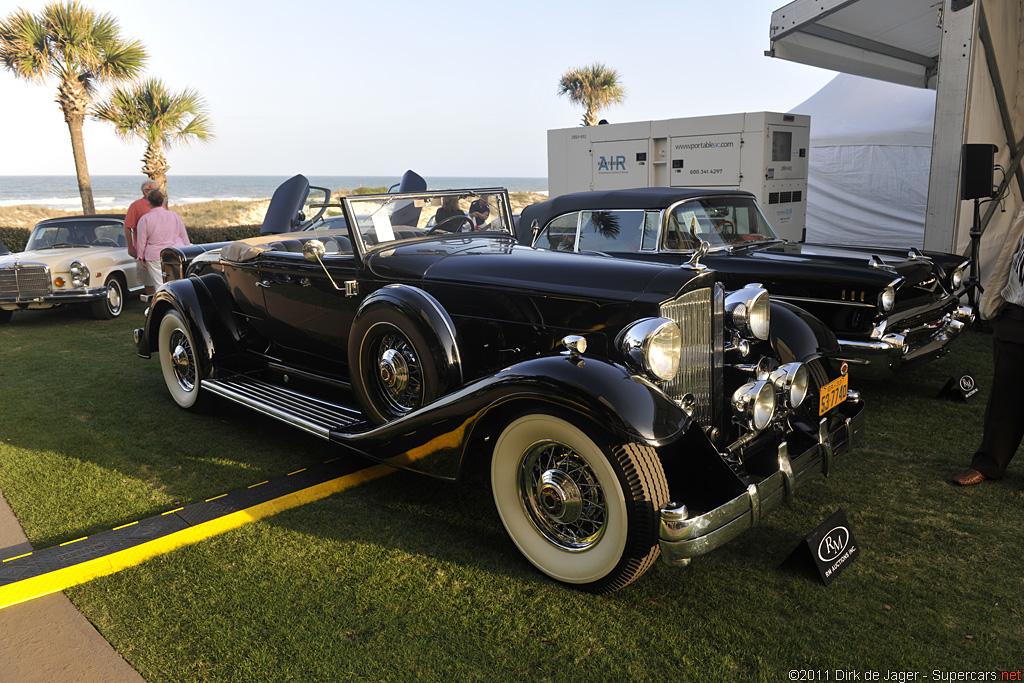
203;376;365;439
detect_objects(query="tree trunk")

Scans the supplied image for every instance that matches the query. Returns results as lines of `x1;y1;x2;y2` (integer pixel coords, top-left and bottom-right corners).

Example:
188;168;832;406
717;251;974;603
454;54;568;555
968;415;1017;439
58;77;96;214
65;115;95;214
142;142;169;199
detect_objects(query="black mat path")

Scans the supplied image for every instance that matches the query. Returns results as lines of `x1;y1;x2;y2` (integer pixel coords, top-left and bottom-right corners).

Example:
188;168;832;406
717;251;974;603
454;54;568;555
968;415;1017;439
0;456;388;610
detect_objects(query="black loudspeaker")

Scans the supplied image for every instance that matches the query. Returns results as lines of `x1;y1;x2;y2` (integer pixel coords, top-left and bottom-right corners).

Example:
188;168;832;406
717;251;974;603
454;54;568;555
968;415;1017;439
961;144;997;200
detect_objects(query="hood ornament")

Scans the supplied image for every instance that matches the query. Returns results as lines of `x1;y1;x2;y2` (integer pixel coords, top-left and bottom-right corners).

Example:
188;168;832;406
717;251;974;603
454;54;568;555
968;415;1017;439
687;240;710;270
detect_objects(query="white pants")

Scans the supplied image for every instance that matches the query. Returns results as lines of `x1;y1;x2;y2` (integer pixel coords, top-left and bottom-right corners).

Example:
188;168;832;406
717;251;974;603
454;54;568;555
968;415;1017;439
142;259;163;287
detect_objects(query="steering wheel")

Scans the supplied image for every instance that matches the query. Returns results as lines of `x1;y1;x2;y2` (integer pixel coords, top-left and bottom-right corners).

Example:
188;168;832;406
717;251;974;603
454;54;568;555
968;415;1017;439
710;220;735;239
94;238;120;247
426;215;474;235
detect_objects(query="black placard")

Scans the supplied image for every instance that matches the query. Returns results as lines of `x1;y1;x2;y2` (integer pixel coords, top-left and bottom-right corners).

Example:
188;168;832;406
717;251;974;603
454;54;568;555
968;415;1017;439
783;509;859;586
939;372;979;402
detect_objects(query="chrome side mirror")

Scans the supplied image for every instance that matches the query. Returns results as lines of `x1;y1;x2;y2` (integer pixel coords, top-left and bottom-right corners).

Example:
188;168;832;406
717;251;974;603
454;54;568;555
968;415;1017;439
301;239;344;292
302;239;326;262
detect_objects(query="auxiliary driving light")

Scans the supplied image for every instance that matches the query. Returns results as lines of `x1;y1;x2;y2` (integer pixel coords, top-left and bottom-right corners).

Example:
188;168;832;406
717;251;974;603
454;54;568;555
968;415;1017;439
769;362;810;409
732;380;776;431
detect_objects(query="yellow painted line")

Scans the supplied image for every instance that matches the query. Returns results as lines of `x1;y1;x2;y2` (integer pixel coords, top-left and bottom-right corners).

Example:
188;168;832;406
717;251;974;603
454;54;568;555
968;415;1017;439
247;481;268;489
287;469;307;476
205;493;227;502
2;553;32;563
161;507;184;516
59;537;87;547
113;521;139;531
0;463;394;611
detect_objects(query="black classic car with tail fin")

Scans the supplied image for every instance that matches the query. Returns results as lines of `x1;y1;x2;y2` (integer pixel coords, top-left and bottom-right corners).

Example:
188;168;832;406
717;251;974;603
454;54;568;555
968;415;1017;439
135;175;864;593
517;188;974;379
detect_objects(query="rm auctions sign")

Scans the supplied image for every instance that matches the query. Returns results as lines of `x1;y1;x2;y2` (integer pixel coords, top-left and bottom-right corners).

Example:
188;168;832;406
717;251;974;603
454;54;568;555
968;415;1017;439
785;508;860;586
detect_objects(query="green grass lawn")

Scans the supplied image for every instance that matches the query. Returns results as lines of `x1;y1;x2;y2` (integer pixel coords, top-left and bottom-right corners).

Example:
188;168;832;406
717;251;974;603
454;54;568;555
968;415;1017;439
1;302;1022;682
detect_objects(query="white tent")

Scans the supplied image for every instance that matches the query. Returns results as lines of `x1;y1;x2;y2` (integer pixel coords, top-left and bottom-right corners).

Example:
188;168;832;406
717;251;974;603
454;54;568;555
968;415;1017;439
791;73;937;247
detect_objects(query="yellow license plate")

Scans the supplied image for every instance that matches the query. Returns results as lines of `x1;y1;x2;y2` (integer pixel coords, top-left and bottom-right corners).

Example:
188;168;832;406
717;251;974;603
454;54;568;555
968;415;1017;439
819;374;849;416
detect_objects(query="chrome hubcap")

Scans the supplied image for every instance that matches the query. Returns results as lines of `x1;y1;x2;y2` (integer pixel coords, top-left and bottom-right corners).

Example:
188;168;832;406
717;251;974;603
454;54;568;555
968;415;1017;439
108;284;121;314
371;329;422;415
379;348;409;393
537;470;583;524
169;331;195;392
518;439;606;551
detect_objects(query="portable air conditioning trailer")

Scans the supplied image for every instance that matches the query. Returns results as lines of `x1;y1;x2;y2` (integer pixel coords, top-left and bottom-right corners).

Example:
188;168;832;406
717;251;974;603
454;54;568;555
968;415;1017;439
547;112;811;241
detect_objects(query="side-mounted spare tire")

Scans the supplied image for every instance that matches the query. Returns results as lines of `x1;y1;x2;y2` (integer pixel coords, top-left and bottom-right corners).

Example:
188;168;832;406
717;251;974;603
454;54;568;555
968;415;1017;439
348;286;462;425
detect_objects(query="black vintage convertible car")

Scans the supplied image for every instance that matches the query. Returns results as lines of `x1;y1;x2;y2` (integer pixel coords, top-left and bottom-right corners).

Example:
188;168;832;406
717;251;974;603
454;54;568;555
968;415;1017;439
517;188;975;379
136;175;864;592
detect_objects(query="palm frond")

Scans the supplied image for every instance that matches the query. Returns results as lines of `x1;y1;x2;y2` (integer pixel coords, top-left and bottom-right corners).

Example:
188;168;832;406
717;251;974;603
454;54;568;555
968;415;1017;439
0;9;50;82
556;61;626;126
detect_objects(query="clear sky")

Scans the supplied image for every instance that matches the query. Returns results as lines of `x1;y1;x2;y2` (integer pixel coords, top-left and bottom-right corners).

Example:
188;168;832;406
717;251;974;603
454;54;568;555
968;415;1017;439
0;0;836;178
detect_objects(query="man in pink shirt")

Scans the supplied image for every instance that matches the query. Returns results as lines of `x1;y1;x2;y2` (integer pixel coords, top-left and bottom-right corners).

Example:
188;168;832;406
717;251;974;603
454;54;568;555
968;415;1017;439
136;188;190;296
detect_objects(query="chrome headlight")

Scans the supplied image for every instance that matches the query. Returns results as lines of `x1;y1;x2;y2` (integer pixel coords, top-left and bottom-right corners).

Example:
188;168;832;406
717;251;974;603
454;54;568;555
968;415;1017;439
879;285;895;312
725;286;770;340
732;380;776;431
769;362;809;409
951;265;965;290
69;260;90;288
618;317;681;381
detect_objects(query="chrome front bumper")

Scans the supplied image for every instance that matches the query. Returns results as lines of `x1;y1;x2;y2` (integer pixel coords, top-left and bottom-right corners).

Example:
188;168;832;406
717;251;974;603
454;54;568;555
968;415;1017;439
658;397;866;566
0;286;109;308
836;305;974;377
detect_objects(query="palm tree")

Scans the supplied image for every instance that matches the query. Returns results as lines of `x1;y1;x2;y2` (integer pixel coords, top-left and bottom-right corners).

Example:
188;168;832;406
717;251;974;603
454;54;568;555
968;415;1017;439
557;62;626;126
94;78;214;194
0;1;147;213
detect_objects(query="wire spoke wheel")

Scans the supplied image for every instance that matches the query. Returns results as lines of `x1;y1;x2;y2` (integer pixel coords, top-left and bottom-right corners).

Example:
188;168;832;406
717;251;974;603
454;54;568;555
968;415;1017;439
491;411;669;593
157;309;210;411
371;329;423;415
168;328;197;393
519;439;607;551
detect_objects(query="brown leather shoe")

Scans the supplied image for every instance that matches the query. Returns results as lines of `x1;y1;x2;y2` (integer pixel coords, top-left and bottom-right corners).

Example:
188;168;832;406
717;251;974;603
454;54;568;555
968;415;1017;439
953;468;987;486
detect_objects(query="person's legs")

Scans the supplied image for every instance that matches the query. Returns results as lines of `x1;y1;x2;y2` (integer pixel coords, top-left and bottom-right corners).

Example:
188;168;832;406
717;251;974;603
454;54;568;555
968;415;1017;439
143;259;162;296
958;313;1024;483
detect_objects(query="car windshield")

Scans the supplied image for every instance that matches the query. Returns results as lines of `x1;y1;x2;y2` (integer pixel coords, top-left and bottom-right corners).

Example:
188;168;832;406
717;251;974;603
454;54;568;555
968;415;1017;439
25;220;125;250
343;189;513;252
665;196;780;250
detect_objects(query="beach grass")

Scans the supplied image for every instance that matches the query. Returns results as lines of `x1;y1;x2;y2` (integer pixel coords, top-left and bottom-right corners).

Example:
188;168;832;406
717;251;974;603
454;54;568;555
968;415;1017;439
0;191;550;232
1;303;1019;682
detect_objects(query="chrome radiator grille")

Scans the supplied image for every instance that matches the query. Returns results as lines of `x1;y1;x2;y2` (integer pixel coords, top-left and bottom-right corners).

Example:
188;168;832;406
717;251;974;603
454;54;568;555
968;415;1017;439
0;265;51;299
659;285;723;428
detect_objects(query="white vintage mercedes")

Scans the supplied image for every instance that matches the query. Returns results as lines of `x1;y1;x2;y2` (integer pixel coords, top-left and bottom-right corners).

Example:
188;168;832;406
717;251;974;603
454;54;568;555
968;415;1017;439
0;215;143;324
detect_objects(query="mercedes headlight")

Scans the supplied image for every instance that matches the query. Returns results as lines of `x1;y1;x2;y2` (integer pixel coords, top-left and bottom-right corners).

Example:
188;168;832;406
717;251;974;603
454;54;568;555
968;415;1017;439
618;317;681;381
69;260;90;288
951;265;965;290
769;362;809;409
732;380;776;431
880;285;896;312
725;286;771;340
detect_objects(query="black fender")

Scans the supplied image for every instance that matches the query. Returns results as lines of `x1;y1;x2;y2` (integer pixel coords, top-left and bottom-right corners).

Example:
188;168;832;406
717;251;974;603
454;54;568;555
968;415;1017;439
769;300;839;365
135;274;239;378
352;284;463;393
161;243;229;282
328;354;696;480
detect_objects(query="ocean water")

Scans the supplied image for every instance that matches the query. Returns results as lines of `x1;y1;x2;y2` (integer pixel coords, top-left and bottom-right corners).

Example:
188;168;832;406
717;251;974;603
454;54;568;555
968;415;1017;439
0;175;549;210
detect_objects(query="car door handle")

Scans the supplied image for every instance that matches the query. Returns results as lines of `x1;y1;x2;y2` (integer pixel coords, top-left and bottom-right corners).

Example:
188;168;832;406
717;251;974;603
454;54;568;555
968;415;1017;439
256;280;272;288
